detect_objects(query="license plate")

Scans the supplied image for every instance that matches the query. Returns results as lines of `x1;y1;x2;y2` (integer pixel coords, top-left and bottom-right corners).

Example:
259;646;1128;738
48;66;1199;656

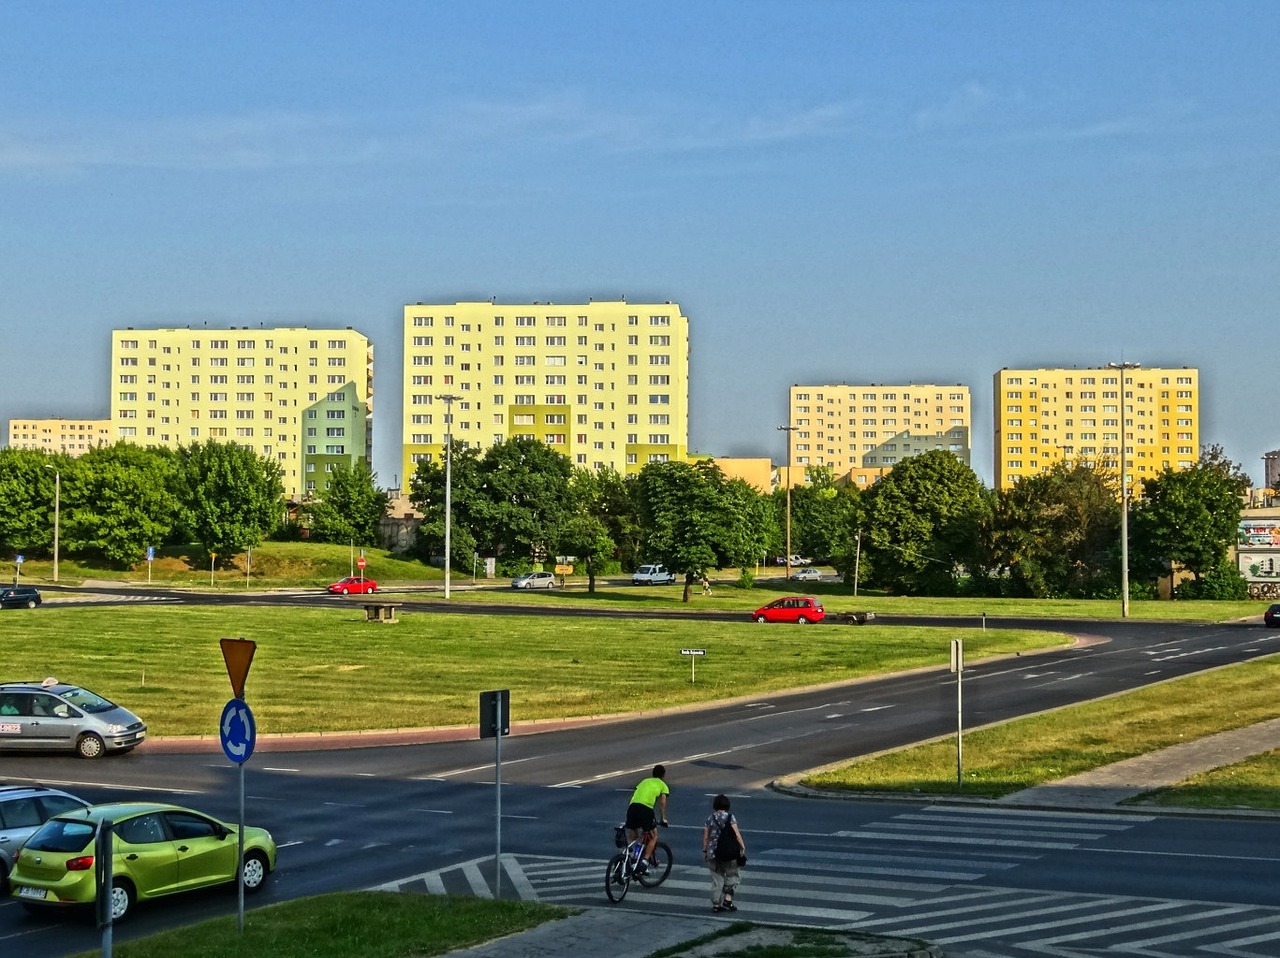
17;886;47;900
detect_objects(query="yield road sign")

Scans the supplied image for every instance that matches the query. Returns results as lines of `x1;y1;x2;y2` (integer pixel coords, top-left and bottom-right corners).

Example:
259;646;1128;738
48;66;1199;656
220;637;256;699
220;698;256;764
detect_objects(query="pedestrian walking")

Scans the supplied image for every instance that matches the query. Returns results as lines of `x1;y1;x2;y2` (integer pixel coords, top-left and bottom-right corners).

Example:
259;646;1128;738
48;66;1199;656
701;574;712;595
702;793;746;912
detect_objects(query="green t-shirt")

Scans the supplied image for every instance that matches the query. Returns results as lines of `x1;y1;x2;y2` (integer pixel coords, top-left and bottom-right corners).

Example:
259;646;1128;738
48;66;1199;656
629;776;669;808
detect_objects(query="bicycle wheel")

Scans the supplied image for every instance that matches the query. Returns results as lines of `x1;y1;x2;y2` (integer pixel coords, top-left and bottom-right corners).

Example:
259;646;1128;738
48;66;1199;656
604;853;630;902
636;841;673;887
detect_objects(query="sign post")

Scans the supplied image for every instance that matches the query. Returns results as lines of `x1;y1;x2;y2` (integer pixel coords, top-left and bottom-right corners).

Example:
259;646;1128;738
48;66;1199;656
14;554;23;584
219;637;257;933
95;817;115;957
479;690;510;899
950;638;964;788
680;648;706;683
146;546;154;584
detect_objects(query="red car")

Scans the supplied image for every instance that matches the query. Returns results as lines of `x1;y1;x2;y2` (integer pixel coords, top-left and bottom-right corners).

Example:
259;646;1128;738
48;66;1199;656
327;576;378;595
752;596;825;624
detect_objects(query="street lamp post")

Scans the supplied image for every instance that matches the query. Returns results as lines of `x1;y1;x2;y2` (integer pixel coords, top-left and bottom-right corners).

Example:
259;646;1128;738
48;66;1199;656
777;425;799;581
45;465;60;584
436;394;461;599
1108;361;1141;618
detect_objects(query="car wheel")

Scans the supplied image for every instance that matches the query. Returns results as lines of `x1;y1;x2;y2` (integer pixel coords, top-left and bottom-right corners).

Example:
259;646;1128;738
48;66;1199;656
368;585;376;594
755;615;768;623
242;851;270;892
797;615;810;624
25;599;36;609
76;733;105;759
340;587;350;595
109;879;135;922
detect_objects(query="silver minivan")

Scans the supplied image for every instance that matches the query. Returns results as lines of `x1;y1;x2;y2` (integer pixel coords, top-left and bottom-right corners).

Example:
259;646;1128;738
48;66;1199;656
0;680;146;759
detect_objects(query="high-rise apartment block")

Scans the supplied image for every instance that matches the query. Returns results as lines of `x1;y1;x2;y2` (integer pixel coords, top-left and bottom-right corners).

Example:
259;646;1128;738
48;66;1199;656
788;384;972;487
110;327;373;501
7;418;111;456
992;366;1199;490
401;300;689;481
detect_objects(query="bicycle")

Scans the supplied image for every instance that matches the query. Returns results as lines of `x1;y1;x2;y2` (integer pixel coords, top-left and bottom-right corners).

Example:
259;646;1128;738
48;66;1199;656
604;823;673;902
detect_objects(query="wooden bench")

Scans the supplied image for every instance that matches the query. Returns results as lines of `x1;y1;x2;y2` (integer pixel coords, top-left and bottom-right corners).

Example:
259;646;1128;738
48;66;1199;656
838;611;876;625
362;602;402;623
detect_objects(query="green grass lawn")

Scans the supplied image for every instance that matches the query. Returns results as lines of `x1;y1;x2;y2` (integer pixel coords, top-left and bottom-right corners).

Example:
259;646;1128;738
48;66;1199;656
1138;748;1280;810
68;892;568;958
802;654;1280;802
1;605;1063;735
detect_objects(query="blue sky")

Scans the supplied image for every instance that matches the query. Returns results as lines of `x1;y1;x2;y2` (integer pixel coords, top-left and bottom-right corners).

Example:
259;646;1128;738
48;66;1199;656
2;1;1276;487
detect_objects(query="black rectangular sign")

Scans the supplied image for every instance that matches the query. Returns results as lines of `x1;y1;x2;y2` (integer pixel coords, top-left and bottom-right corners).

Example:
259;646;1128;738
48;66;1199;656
479;689;510;739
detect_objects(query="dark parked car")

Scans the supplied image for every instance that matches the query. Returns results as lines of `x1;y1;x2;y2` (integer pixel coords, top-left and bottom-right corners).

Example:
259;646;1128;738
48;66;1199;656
0;587;41;610
1265;604;1280;628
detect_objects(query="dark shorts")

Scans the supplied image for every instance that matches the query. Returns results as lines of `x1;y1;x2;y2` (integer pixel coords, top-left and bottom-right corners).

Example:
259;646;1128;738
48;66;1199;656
625;802;656;832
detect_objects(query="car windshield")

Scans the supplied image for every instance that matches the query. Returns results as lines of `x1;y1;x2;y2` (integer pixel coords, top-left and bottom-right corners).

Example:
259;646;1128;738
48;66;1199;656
59;687;116;713
26;817;96;853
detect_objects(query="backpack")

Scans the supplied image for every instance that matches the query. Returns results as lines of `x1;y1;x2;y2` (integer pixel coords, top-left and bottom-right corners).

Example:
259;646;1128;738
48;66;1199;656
714;815;741;862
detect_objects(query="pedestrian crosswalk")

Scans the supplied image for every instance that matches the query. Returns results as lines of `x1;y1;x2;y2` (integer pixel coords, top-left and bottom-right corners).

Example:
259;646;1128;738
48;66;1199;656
374;805;1280;958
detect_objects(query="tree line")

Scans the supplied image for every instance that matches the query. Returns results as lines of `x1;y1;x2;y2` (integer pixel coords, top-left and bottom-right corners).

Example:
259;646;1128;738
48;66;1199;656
0;438;1251;601
407;439;1252;601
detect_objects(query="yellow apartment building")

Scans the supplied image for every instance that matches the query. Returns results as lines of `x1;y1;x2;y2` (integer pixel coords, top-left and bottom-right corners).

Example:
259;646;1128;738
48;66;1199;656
992;366;1199;490
401;300;689;481
7;418;111;455
110;327;373;501
787;384;972;489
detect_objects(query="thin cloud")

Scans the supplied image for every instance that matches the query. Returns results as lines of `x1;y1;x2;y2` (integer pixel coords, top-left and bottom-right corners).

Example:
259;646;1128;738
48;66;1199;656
0;95;858;176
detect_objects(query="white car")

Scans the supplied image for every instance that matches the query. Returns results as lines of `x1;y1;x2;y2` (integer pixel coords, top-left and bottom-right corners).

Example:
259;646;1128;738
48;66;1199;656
511;571;557;589
632;564;677;585
790;567;822;581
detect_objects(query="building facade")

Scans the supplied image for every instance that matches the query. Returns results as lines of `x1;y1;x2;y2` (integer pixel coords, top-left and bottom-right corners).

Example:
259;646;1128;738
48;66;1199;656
992;366;1199;490
110;326;373;501
787;384;972;488
401;300;689;481
7;418;111;456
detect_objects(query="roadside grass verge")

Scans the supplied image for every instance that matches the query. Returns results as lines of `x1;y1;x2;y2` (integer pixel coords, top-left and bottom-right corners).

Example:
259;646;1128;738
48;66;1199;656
68;892;568;958
1138;748;1280;810
801;654;1280;800
0;606;1062;736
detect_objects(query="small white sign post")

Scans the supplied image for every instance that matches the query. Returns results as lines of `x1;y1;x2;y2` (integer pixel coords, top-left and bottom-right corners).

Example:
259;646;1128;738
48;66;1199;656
950;638;964;788
680;648;706;683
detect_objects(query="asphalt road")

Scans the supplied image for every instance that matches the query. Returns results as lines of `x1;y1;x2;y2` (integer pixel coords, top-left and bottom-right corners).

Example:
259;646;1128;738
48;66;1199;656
4;602;1280;957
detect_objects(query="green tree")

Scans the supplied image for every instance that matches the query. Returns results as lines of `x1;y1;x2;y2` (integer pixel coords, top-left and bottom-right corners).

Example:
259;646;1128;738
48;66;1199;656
862;451;988;595
176;440;285;565
635;459;770;601
780;466;861;564
408;438;574;572
558;468;618;593
1131;444;1250;594
407;440;482;569
983;462;1119;598
304;461;389;547
0;448;62;558
62;443;180;567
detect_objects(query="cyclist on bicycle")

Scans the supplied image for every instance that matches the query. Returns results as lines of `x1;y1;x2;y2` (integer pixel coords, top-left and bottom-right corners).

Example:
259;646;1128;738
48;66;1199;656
625;764;669;871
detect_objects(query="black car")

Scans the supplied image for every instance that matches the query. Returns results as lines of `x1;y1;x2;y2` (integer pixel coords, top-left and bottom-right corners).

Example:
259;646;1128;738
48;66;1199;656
1265;604;1280;628
0;587;40;610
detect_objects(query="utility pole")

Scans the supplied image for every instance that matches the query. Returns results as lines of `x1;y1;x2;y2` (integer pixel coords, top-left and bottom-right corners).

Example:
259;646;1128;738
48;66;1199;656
435;394;461;599
777;425;799;581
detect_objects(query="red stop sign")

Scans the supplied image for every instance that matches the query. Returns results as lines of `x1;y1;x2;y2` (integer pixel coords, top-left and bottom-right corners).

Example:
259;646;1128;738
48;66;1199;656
357;557;366;570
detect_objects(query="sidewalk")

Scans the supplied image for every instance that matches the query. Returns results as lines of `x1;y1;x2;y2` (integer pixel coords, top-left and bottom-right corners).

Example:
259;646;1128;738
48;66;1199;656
998;715;1280;809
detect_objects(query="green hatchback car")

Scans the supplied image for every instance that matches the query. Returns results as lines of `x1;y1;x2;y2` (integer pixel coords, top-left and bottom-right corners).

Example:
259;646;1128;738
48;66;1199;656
10;801;276;921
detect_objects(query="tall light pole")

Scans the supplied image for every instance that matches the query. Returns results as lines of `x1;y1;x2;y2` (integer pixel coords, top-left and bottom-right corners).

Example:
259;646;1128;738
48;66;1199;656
45;465;60;584
1108;361;1140;618
436;394;461;599
778;425;799;581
